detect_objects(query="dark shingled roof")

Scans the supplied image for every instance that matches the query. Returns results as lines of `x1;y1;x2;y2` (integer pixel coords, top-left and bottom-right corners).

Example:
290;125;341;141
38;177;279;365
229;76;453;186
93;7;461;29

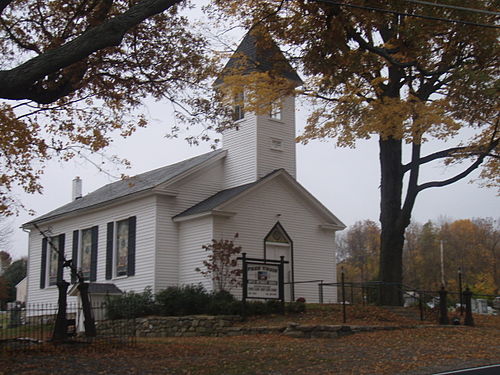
24;149;226;226
87;283;122;295
214;28;302;86
174;180;258;219
174;169;286;220
69;283;123;296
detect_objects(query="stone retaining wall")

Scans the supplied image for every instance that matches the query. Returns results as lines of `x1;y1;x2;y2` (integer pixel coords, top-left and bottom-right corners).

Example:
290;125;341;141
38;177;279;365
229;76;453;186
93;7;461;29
97;315;241;337
97;316;459;339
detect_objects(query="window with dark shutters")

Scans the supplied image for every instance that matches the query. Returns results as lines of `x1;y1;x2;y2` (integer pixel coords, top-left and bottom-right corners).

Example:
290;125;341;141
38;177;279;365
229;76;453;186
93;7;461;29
106;216;136;279
127;216;136;277
71;230;79;284
40;238;47;289
90;226;98;281
106;222;114;280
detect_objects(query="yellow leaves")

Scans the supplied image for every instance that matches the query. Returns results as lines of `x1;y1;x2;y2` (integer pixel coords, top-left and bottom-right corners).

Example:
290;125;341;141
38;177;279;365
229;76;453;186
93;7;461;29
300;92;467;148
219;71;297;116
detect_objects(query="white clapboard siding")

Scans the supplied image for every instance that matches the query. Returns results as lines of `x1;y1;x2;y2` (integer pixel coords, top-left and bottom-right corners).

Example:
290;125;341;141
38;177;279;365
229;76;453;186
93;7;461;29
214;176;338;303
154;160;225;292
256;96;296;179
221;111;258;189
26;195;158;306
222;96;297;189
178;216;213;290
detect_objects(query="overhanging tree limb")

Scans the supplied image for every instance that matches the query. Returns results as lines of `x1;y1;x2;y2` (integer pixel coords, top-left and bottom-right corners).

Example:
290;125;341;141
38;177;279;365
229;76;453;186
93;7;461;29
0;0;13;15
417;137;499;192
402;146;468;173
0;0;182;102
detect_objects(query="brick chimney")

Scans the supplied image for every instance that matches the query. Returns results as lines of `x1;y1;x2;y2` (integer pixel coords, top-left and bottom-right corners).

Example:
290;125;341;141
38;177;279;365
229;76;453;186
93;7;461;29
72;176;82;201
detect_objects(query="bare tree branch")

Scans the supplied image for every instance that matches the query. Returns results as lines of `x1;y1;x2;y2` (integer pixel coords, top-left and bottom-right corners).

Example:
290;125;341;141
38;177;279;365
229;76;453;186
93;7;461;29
417;137;499;192
402;146;467;173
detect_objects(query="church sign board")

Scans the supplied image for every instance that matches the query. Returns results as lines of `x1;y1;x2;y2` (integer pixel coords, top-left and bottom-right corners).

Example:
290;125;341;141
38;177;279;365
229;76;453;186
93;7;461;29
246;262;280;299
240;253;287;303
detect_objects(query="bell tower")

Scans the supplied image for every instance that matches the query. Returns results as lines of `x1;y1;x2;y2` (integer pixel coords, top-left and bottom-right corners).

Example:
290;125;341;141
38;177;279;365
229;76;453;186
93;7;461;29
214;29;302;189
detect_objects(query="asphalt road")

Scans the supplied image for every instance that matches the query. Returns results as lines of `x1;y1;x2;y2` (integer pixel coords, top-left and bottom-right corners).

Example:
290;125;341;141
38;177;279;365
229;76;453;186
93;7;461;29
433;364;500;375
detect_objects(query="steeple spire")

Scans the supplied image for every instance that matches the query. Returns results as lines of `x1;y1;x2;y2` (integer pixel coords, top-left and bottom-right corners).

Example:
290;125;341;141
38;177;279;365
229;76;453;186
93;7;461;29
214;27;302;86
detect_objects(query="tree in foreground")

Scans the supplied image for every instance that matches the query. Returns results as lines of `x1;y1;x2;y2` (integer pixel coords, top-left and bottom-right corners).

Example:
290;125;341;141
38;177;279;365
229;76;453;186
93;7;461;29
214;0;499;304
0;0;228;215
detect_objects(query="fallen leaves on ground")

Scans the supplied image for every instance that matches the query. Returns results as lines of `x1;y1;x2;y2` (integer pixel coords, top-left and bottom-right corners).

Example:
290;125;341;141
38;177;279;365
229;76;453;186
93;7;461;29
1;307;498;375
2;326;499;374
235;304;432;328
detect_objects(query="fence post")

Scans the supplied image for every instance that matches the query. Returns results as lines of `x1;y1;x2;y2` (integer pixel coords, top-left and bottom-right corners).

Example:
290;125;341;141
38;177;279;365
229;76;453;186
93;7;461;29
419;294;424;321
40;304;44;341
439;286;449;325
341;267;346;324
458;267;463;316
463;287;474;326
279;256;285;314
361;284;365;306
241;252;247;320
318;282;324;304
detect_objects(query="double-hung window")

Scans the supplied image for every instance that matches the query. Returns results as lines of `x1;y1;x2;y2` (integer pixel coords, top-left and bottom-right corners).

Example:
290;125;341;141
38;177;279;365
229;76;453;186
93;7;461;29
269;100;282;120
40;233;65;289
106;216;136;279
232;92;245;121
71;226;98;283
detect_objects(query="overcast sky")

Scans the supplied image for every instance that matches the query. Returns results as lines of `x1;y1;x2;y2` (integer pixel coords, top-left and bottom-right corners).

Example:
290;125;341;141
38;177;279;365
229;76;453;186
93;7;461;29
7;97;499;259
5;4;499;259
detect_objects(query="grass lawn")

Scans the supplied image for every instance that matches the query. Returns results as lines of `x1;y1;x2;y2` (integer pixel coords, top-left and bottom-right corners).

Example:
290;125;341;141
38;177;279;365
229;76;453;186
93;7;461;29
1;305;499;375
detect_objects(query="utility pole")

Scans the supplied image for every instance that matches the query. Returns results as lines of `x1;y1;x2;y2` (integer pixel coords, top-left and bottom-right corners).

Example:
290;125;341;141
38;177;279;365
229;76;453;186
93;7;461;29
440;240;445;287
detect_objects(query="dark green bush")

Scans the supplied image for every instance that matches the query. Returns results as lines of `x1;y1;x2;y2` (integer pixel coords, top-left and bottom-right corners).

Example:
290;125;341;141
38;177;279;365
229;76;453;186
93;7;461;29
155;284;210;316
106;287;156;319
265;299;284;314
206;290;240;315
105;284;296;319
286;300;306;314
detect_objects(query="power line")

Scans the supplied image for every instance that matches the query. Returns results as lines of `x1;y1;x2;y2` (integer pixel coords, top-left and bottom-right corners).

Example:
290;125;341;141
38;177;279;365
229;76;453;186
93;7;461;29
310;0;500;29
405;0;500;16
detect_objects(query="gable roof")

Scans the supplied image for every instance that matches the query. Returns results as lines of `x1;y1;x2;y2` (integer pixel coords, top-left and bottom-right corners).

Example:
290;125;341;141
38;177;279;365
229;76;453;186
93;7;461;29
174;169;345;229
174;180;258;219
214;28;303;86
24;149;227;227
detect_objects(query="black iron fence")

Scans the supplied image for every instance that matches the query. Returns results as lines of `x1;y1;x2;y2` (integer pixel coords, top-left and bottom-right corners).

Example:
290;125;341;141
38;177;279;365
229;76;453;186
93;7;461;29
0;302;136;351
316;277;497;325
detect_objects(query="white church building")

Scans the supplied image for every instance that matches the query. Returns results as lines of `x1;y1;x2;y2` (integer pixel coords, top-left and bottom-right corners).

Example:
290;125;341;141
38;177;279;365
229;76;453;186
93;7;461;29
23;30;345;306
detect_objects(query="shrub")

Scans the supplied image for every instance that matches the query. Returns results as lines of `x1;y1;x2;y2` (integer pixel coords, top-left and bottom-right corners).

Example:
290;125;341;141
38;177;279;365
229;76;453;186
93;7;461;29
156;284;210;316
265;300;284;314
106;287;156;320
207;290;240;315
286;300;306;314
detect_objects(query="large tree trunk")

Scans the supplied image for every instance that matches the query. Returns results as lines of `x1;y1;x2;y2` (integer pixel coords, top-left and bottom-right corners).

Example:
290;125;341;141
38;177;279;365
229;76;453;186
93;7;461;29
78;282;96;337
378;136;406;306
52;280;70;342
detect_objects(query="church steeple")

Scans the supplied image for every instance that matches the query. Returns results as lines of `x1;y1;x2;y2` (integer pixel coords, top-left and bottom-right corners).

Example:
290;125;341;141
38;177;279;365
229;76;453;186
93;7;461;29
217;29;302;189
214;28;302;87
